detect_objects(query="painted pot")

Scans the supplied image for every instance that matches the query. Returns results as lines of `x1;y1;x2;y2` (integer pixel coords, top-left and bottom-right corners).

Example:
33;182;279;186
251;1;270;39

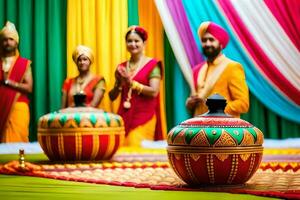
167;95;264;185
38;107;125;161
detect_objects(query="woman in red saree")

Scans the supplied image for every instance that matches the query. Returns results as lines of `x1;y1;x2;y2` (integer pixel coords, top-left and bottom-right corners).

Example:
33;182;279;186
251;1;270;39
61;45;105;108
109;26;165;147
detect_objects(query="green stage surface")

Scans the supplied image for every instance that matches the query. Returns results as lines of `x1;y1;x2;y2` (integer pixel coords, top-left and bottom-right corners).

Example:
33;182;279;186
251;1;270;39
0;154;280;200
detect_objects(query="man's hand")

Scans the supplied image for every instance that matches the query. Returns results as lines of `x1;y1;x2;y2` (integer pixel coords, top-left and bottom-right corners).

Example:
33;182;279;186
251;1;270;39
186;95;204;111
1;73;8;85
1;78;10;87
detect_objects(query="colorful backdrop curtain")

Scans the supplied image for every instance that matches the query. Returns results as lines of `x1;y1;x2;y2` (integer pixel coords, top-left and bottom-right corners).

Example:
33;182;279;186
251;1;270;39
155;0;300;138
0;0;299;140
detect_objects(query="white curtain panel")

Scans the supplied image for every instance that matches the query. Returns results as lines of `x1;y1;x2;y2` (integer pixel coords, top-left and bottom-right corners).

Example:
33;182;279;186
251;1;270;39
154;0;196;94
231;0;300;90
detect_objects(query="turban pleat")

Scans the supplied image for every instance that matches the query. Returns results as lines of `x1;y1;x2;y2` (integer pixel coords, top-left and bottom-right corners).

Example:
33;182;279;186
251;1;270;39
72;45;94;64
198;21;229;49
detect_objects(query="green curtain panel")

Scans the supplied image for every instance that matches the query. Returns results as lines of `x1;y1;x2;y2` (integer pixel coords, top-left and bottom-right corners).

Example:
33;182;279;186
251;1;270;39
242;93;300;139
0;0;67;141
127;0;139;26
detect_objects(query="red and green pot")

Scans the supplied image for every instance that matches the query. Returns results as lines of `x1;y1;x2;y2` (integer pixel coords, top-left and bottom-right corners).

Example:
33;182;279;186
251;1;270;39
38;107;125;161
167;94;264;185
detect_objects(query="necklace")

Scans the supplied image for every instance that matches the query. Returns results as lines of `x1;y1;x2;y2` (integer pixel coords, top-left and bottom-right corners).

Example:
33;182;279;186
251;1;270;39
126;56;144;76
123;56;144;109
76;74;90;94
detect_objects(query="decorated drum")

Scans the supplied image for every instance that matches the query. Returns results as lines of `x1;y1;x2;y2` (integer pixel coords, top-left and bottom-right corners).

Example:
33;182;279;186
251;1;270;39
167;95;264;185
38;107;125;161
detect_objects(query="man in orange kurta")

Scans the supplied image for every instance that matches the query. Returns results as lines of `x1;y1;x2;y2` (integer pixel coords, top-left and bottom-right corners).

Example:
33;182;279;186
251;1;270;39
186;21;249;118
0;21;33;142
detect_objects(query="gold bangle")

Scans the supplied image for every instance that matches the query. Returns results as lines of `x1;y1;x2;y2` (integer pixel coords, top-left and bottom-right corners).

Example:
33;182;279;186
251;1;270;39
131;81;144;95
131;81;138;90
137;84;144;95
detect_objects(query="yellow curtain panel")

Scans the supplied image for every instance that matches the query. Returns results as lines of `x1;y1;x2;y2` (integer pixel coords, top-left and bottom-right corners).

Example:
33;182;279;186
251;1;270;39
67;0;128;112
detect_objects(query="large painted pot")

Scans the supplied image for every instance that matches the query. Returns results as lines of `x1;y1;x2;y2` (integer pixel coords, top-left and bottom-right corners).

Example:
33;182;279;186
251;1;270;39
38;107;125;161
167;95;264;185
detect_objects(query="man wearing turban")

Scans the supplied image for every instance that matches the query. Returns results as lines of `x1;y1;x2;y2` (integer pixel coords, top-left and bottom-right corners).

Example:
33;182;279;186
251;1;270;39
61;45;106;108
186;21;249;117
0;21;33;142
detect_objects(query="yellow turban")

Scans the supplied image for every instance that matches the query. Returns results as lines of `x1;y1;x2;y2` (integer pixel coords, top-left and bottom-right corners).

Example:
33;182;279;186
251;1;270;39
0;21;19;44
72;45;94;64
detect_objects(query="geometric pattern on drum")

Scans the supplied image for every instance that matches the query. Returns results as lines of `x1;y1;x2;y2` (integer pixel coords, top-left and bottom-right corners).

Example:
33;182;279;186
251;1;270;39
168;127;263;146
240;130;255;146
167;128;176;144
180;117;253;127
190;130;210;146
38;111;123;129
227;154;239;184
167;151;263;185
38;132;122;161
168;116;264;147
215;154;229;162
239;153;251;162
168;127;182;142
254;127;264;145
214;131;236;146
172;129;187;145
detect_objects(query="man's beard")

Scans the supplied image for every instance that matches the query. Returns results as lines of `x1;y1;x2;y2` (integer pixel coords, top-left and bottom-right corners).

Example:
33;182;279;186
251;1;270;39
3;45;16;54
203;46;221;60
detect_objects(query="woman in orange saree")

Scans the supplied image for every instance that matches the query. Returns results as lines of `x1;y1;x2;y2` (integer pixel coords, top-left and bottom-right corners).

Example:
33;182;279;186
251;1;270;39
61;45;105;108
